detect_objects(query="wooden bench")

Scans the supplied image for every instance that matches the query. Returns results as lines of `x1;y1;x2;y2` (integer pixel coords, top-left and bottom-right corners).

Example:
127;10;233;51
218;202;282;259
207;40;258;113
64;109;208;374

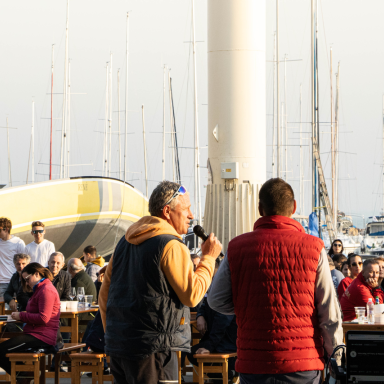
6;352;45;384
193;352;237;384
70;351;113;384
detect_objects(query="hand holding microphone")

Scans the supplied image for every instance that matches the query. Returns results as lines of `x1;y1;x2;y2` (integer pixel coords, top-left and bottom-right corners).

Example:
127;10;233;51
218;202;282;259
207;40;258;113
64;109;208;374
193;225;223;258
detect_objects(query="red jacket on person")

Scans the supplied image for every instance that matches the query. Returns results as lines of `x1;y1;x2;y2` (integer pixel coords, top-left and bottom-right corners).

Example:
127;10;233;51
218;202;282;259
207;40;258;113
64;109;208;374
19;278;60;345
339;272;384;321
337;276;352;300
227;215;325;375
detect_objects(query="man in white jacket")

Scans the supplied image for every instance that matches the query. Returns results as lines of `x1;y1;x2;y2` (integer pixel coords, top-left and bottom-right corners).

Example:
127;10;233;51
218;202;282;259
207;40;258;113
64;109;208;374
0;218;26;297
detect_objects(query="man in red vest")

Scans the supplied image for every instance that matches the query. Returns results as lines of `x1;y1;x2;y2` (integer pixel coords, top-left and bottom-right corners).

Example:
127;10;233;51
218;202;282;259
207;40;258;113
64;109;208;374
208;178;343;384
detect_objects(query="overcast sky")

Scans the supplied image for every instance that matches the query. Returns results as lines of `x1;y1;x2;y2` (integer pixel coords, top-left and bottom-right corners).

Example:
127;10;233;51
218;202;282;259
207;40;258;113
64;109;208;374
0;0;383;228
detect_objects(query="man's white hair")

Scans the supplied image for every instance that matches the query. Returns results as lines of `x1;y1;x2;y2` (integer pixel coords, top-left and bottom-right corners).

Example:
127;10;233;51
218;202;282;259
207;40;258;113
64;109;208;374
49;252;65;263
68;258;84;272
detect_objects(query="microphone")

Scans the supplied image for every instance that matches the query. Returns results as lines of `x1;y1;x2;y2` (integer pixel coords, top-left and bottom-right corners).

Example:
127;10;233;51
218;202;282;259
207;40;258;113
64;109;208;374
193;225;224;257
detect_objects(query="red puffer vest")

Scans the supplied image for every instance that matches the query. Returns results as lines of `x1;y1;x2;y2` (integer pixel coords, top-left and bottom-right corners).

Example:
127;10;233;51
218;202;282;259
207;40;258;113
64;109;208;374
227;215;324;374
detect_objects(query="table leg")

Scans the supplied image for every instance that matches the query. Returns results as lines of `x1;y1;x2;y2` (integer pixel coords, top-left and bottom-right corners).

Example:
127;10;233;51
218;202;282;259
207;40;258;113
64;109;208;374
72;315;79;344
222;359;228;383
198;362;203;384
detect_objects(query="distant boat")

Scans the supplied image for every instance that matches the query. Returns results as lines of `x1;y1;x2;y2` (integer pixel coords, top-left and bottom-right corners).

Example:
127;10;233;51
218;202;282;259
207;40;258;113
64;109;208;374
0;176;148;261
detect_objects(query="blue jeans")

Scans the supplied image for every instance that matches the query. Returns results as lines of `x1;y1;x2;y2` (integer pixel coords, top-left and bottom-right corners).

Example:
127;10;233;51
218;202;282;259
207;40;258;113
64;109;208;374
240;370;321;384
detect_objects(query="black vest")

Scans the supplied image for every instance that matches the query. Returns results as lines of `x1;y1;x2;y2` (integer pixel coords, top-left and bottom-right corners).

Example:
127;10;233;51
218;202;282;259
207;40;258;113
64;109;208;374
105;234;191;359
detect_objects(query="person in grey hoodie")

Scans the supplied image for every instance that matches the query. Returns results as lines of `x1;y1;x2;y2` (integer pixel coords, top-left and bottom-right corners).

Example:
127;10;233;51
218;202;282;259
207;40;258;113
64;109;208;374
83;245;105;283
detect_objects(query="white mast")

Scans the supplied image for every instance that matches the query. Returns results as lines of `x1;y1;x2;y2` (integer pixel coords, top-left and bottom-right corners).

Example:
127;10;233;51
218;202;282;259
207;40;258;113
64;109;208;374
382;95;384;214
6;117;12;187
124;12;130;181
272;32;276;178
31;100;35;183
67;60;71;177
192;0;201;223
60;0;69;179
284;55;288;181
276;0;280;178
162;65;166;181
311;0;316;212
300;85;303;215
168;69;175;182
330;47;336;230
50;44;54;181
142;105;148;198
104;63;109;176
118;69;121;179
335;62;340;226
108;53;113;177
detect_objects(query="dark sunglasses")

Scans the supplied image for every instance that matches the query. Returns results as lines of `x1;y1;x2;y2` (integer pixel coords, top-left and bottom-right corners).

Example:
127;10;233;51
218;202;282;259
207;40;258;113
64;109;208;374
352;262;363;267
333;243;342;247
32;230;44;234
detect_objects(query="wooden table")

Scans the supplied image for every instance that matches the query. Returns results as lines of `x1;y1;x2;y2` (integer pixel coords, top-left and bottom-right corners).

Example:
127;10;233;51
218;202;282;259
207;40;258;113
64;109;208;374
60;308;98;343
343;322;384;342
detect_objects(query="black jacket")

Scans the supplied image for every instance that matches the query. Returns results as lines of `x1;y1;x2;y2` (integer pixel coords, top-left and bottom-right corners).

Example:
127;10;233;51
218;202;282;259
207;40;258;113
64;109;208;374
52;270;71;301
196;297;237;353
4;272;33;311
105;235;191;360
71;270;97;300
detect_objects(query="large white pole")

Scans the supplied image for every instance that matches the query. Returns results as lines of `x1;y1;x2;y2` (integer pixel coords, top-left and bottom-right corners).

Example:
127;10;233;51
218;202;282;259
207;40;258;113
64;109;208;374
31;100;35;183
206;0;266;252
330;48;336;230
162;65;166;181
108;52;113;177
335;63;340;226
168;69;175;182
382;95;384;215
50;44;54;181
276;0;280;178
124;12;129;181
60;0;69;179
311;0;315;212
192;0;202;223
142;105;148;198
300;85;303;215
284;55;288;181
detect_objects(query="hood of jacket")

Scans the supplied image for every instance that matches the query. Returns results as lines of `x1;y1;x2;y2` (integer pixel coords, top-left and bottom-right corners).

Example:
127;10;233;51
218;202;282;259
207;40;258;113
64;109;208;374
125;216;182;245
253;215;306;233
91;256;105;267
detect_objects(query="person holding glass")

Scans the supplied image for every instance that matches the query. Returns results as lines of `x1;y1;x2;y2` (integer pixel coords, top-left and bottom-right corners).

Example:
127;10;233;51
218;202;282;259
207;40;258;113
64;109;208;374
0;262;60;377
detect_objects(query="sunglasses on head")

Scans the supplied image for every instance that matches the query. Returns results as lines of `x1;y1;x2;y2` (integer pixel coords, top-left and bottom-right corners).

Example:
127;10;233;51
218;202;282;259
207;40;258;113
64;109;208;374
24;274;32;282
163;185;187;208
32;230;44;234
352;262;363;267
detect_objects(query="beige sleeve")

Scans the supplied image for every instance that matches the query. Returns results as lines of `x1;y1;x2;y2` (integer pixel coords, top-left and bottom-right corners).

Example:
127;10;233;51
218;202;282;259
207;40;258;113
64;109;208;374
99;254;113;331
160;240;216;307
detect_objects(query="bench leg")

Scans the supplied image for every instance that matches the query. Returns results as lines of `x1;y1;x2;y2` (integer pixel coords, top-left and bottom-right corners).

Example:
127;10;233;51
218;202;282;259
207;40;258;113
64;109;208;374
54;352;60;384
10;362;16;384
73;361;80;384
34;360;40;384
39;357;46;384
98;360;104;384
198;362;204;384
222;358;228;384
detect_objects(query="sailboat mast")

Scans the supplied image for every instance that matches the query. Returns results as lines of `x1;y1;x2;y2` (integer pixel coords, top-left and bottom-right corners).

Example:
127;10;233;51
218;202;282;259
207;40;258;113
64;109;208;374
192;0;201;223
60;0;69;179
163;65;166;181
124;12;129;181
7;117;12;187
108;53;113;177
104;63;109;176
311;0;316;213
50;44;54;180
300;85;303;215
67;60;71;177
330;48;336;230
118;69;121;179
168;70;175;182
284;55;288;181
272;32;276;178
382;95;384;214
142;105;148;198
32;100;35;183
276;0;280;178
335;63;340;228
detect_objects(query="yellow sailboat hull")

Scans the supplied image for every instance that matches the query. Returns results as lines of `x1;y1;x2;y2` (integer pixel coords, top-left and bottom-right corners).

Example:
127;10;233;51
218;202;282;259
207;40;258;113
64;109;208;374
0;177;149;260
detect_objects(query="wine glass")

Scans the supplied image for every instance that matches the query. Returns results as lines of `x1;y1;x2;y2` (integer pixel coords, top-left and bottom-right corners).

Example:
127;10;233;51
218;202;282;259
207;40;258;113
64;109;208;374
69;287;76;301
77;287;85;305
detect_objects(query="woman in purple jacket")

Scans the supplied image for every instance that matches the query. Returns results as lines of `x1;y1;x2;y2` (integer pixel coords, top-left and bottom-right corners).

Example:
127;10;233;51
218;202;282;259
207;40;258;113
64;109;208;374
0;263;60;375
